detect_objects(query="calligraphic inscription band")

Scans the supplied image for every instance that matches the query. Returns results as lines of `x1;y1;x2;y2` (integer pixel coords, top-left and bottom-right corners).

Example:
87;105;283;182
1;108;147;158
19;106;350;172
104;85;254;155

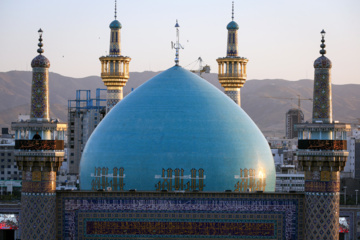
86;220;275;237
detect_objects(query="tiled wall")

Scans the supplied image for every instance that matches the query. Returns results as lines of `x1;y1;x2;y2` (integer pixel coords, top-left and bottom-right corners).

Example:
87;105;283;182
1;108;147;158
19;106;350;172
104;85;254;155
56;191;304;240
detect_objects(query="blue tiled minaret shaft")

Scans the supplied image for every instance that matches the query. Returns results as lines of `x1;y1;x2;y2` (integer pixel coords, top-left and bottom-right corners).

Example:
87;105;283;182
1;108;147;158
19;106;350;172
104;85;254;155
12;29;66;240
100;0;131;113
312;30;333;124
297;30;350;240
30;30;50;122
216;1;248;107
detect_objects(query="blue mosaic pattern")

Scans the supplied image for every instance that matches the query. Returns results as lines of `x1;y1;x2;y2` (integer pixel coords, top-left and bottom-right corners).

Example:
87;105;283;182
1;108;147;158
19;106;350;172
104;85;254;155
31;55;50;68
314;56;332;69
110;28;121;55
305;193;339;239
312;68;332;123
225;90;241;106
83;218;277;238
30;68;49;119
57;192;304;240
106;89;122;111
21;194;56;240
227;28;238;56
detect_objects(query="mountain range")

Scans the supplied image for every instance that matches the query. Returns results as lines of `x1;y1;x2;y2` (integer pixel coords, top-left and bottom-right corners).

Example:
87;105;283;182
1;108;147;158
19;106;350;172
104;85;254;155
1;70;359;137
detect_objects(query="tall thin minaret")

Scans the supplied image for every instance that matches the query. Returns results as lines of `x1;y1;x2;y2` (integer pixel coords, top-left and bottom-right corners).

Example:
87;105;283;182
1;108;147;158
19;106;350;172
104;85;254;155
216;1;248;107
312;29;333;124
12;29;66;240
100;0;131;112
30;28;50;123
297;30;350;240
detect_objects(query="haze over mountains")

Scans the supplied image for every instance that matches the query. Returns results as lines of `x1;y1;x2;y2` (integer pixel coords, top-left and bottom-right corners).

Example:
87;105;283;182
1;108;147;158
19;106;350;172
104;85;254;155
1;70;359;137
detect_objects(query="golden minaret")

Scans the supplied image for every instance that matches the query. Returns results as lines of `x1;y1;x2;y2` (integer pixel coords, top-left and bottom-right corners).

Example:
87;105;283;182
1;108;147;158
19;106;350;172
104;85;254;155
216;1;248;107
100;0;131;112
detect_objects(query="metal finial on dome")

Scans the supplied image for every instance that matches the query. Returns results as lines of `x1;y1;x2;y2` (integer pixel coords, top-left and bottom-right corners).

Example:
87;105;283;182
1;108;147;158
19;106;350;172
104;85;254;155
114;0;117;19
172;20;184;66
232;1;234;21
320;29;326;56
37;28;44;55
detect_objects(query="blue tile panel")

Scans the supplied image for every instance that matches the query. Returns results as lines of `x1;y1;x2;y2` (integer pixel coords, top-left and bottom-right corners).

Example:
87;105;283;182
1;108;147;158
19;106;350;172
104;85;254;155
56;191;304;240
30;68;49;119
80;66;276;192
21;194;56;240
224;90;240;105
312;68;332;123
305;193;339;239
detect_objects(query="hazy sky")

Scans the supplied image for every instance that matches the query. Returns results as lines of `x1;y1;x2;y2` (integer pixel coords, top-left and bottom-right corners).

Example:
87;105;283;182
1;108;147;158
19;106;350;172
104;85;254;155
1;0;359;84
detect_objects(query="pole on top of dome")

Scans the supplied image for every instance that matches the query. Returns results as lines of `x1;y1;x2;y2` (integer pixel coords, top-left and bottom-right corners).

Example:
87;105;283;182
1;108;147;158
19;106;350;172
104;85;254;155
232;1;234;21
320;29;326;56
37;28;44;55
172;20;184;66
114;0;117;19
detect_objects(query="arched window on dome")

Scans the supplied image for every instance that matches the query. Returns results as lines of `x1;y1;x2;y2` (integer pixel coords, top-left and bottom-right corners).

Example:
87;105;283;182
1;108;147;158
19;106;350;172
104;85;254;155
116;32;118;42
111;32;114;43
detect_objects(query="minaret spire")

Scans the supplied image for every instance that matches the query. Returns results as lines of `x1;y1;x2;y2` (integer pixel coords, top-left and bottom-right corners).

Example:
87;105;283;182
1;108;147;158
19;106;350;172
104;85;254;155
114;0;117;19
37;28;44;55
173;20;183;66
232;1;234;21
320;29;326;56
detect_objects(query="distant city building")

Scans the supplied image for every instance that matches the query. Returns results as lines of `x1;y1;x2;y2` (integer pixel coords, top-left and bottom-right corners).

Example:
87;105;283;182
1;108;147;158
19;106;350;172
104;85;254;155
343;125;360;179
267;137;298;150
270;139;304;193
276;173;304;192
286;108;304;139
67;89;106;175
0;136;18;183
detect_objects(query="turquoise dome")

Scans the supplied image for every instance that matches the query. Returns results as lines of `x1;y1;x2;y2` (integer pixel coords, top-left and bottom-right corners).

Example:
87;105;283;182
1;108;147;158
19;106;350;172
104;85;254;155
109;20;122;29
79;66;275;192
227;21;239;30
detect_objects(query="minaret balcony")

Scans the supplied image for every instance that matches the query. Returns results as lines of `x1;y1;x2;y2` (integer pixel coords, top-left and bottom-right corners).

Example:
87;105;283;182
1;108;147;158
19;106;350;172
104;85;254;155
101;72;129;81
218;78;246;88
218;73;246;78
15;140;64;151
101;72;128;77
298;139;347;151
